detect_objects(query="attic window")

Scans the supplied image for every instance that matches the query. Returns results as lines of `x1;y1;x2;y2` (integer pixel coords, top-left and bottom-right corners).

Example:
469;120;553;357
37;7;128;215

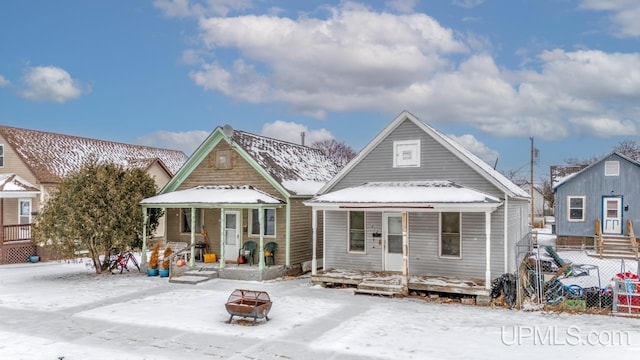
604;161;619;176
215;150;232;170
393;140;420;168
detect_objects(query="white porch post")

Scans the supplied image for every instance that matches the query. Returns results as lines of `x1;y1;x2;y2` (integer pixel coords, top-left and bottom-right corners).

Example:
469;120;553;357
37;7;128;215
485;210;492;289
189;207;196;267
401;211;409;296
219;208;225;269
258;207;265;270
311;208;317;275
141;207;148;271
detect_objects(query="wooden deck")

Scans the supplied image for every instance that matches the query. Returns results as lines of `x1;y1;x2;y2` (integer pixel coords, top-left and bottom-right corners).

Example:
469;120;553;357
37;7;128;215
311;269;490;297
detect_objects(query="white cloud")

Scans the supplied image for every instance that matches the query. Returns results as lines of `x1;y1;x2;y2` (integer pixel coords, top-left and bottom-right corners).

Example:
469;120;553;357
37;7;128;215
448;134;499;165
580;0;640;37
20;66;87;103
568;116;637;137
0;75;9;87
136;130;210;155
190;5;467;118
260;120;333;146
172;2;640;141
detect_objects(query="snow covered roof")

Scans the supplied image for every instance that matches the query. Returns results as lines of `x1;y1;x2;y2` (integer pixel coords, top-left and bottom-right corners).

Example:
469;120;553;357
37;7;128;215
0;126;188;183
319;111;529;199
141;185;284;207
307;181;501;211
230;130;340;195
0;173;39;197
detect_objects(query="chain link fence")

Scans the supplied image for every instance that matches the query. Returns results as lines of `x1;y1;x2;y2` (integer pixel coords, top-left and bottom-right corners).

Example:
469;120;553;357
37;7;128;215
513;229;640;316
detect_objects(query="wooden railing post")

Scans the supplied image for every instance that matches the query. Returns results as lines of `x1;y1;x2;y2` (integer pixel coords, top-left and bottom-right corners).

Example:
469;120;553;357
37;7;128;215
628;220;638;260
595;219;603;258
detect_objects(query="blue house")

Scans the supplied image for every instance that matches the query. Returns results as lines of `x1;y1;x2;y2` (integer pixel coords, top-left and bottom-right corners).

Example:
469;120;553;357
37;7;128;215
553;152;639;258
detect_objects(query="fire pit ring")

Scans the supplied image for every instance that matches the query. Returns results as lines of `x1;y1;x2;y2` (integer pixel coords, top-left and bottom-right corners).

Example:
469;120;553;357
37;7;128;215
225;289;272;325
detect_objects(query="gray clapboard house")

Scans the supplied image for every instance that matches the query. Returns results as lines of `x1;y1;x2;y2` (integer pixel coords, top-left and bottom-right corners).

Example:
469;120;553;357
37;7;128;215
553;152;640;259
304;111;530;297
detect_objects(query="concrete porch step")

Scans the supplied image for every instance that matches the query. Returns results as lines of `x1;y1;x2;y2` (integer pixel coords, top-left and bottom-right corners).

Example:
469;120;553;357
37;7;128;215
169;269;218;284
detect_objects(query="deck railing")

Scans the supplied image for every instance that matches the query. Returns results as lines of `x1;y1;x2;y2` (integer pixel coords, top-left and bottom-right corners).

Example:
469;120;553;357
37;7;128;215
3;224;32;243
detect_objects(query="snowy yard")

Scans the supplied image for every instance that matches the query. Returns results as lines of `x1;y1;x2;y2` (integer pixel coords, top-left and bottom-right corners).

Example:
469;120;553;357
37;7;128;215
1;260;640;359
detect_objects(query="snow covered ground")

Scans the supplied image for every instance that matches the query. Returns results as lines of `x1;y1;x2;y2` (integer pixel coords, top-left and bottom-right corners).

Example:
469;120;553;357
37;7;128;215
1;259;640;359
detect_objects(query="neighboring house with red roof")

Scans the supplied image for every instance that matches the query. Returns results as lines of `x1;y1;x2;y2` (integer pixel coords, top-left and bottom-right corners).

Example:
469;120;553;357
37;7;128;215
140;125;340;279
0;125;188;264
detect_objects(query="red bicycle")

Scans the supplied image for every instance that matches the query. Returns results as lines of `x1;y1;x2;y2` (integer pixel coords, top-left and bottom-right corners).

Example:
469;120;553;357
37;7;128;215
108;250;140;274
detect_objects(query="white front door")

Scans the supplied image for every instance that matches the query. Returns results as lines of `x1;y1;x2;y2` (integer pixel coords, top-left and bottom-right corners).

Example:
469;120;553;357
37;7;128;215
602;197;623;235
224;211;240;261
384;213;403;271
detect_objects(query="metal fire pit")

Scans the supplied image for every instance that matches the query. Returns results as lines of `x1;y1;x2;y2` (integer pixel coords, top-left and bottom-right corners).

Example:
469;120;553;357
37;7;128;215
225;289;272;325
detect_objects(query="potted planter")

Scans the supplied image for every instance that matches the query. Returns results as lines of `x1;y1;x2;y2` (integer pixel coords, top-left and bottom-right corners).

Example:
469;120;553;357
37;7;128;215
147;268;159;276
159;246;172;278
28;255;40;263
147;243;160;276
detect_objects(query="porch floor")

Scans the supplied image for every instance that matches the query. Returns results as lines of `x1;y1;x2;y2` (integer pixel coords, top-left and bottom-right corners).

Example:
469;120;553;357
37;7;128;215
311;269;490;297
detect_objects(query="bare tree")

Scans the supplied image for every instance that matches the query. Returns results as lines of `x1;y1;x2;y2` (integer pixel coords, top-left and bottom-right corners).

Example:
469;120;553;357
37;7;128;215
539;177;554;211
564;155;600;166
613;139;640;161
311;139;357;169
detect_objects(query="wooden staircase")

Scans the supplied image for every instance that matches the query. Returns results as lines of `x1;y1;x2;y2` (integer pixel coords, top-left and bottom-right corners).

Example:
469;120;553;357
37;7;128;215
354;277;405;297
596;219;639;260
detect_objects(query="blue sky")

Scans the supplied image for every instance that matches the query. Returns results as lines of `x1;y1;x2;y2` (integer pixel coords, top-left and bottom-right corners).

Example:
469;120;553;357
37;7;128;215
1;0;639;182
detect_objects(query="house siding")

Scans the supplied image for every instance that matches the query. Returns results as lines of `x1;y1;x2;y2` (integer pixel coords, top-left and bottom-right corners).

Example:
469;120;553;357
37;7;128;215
331;119;503;198
324;210;382;270
323;210;507;279
0;135;42;227
555;153;640;237
288;198;323;266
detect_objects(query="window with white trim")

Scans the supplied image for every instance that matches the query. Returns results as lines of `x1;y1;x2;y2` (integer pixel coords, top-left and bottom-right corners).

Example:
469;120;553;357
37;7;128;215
567;196;585;222
440;212;461;258
605;161;619;176
393;140;420;167
348;211;365;252
19;198;31;224
181;208;202;233
250;208;276;236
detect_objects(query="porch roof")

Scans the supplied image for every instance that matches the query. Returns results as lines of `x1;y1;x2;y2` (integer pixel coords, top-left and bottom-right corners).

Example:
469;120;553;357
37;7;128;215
304;181;502;211
0;173;40;198
140;185;285;208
